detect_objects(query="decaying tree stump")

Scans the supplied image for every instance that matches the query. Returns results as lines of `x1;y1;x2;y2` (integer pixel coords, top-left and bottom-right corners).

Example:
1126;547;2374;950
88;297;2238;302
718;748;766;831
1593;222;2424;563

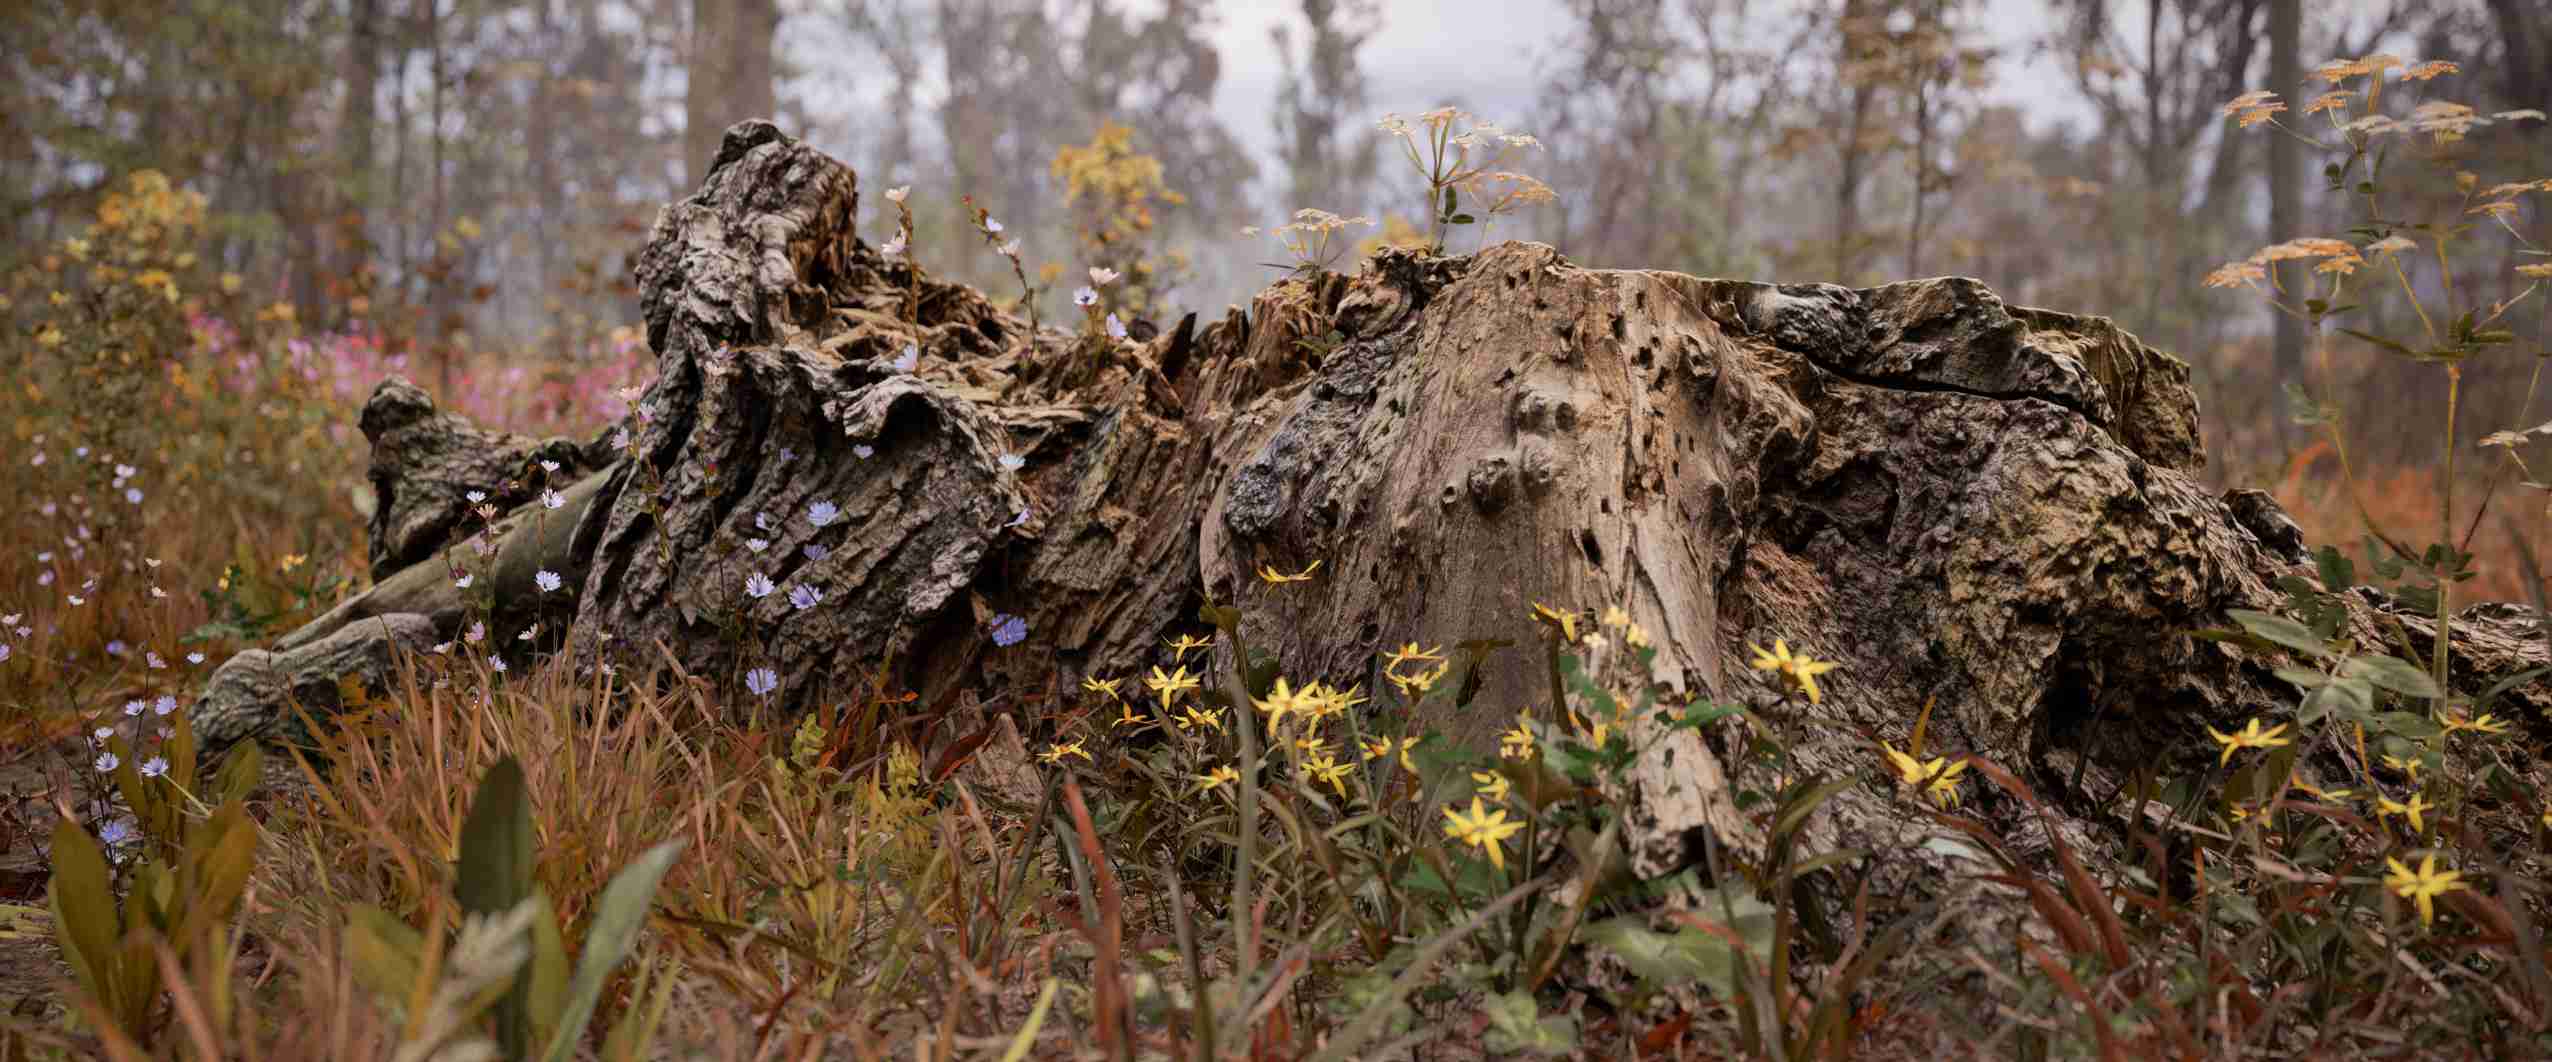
193;121;2548;923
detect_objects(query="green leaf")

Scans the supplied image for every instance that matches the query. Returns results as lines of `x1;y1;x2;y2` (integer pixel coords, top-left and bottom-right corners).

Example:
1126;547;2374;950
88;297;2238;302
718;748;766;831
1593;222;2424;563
344;904;424;1005
213;742;261;806
539;839;684;1062
2338;328;2416;357
526;890;571;1051
2474;666;2551;713
1482;990;1579;1056
1584;889;1774;1001
1447;213;1477;225
456;756;537;1057
47;818;122;1011
2343;654;2440;698
2228;610;2333;658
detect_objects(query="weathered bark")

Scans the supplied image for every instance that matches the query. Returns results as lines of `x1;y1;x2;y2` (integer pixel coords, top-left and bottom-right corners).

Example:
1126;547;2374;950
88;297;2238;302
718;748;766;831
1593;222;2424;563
196;121;2550;913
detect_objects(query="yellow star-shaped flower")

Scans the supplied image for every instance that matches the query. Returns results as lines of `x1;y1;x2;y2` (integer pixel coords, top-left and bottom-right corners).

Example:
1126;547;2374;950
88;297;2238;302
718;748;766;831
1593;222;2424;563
1194;764;1240;795
1749;639;1839;704
1039;739;1091;765
2205;718;2292;766
1111;701;1149;729
1530;601;1581;643
1304;752;1355;798
1471;769;1512;803
1361;735;1420;772
1177;705;1226;733
2384;853;2465;927
1082;675;1124;699
1499;713;1536;760
1164;633;1214;661
1443;797;1527;870
1257;560;1322;584
2376;792;2433;834
1146;665;1200;710
1383;642;1445;669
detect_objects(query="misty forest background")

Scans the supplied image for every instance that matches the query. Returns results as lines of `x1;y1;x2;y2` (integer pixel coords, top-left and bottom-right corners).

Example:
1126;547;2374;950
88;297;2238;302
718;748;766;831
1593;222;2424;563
6;0;2549;596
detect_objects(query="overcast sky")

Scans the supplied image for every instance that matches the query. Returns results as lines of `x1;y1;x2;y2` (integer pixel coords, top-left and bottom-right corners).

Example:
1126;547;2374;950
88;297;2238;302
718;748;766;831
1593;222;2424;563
789;0;2102;198
1203;0;2098;161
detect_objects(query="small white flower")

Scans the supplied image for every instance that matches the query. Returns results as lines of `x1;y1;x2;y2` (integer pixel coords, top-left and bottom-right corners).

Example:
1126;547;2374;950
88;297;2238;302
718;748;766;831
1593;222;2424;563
1006;508;1030;528
94;726;113;741
755;513;774;531
148;586;166;599
535;570;563;593
540;460;561;473
154;695;174;716
467;490;487;503
893;343;919;372
455;573;475;589
518;624;539;641
1089;266;1120;287
139;757;166;779
122;699;143;716
465;621;487;644
614;427;633;450
1106;314;1128;341
985;216;1004;234
147;652;166;669
431;642;453;655
154;726;171;740
94;751;120;773
746;572;777;599
882;234;908;256
803;543;829;561
1073;286;1098;308
1;614;17;626
745;667;779;697
746;538;769;553
788;584;823;610
489;656;508;673
541;489;565;510
998;239;1022;258
998;453;1027;472
186;652;205;664
854;444;875;459
124;488;142;505
808;500;841;528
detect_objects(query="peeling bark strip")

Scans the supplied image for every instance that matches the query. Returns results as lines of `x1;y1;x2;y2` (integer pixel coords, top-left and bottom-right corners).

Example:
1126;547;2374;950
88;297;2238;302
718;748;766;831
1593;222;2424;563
197;122;2545;893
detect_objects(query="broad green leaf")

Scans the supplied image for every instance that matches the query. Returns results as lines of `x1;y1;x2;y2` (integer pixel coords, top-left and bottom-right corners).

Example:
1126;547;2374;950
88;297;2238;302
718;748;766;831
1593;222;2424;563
213;741;261;806
2228;610;2331;658
344;904;424;1005
47;818;121;1006
526;890;570;1050
539;839;684;1062
1482;989;1579;1056
456;757;536;917
456;756;537;1058
2344;654;2440;698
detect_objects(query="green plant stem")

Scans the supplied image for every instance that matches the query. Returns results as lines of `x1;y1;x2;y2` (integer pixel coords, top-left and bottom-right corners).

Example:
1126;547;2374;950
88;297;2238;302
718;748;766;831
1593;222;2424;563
2435;365;2459;709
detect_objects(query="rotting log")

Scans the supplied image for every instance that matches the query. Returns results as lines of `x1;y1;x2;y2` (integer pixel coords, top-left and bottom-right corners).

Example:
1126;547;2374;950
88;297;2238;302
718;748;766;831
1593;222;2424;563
194;121;2549;922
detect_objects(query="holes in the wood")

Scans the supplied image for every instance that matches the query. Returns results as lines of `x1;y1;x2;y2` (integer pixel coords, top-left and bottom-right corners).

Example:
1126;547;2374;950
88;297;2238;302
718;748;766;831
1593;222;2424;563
1578;528;1605;571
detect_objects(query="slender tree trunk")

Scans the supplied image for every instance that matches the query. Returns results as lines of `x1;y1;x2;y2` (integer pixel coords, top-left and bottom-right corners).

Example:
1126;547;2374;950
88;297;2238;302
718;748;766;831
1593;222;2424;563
340;0;383;321
529;0;557;328
1837;2;1878;282
2266;0;2303;452
685;0;781;186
